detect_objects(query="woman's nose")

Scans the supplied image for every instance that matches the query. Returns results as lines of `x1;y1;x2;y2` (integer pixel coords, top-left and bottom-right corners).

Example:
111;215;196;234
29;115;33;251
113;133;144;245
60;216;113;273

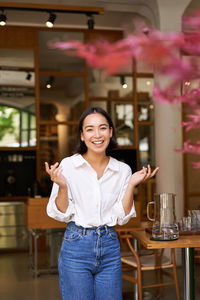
94;129;101;137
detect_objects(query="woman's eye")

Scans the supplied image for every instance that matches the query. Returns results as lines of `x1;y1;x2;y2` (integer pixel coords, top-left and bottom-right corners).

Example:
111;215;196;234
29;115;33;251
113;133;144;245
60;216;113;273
100;127;107;130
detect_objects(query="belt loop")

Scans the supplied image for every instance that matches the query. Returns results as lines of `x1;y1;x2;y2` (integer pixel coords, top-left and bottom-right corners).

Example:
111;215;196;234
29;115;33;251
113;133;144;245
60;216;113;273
105;225;108;234
83;228;86;235
97;227;101;236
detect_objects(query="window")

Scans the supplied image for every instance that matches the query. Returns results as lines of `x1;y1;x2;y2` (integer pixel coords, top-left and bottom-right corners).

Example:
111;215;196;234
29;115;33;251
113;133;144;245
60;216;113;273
0;105;36;147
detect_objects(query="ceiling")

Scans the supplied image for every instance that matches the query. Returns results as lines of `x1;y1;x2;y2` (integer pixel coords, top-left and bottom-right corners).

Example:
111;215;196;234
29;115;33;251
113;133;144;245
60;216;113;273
0;0;157;109
0;1;198;110
0;0;158;29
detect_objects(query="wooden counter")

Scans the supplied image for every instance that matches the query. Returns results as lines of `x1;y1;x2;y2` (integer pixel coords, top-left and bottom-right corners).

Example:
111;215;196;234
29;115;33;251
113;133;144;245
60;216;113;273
27;198;141;230
26;197;66;229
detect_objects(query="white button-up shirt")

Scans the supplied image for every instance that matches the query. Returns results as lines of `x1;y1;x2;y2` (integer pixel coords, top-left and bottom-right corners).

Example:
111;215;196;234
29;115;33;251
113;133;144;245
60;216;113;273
47;154;136;227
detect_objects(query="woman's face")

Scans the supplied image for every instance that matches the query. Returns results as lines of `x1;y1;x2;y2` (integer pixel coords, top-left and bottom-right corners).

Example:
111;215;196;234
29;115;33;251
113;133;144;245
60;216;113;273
81;113;113;155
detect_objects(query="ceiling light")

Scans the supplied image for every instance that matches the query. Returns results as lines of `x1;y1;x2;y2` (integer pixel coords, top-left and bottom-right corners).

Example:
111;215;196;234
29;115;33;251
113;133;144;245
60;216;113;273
184;81;191;86
120;76;127;89
46;12;56;28
146;80;151;86
46;76;54;89
26;72;32;81
87;14;95;30
122;83;127;89
0;11;7;26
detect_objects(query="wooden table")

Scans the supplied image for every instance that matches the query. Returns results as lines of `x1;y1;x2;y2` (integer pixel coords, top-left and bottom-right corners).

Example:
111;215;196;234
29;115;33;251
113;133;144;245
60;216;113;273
131;230;200;300
26;198;142;276
26;197;66;277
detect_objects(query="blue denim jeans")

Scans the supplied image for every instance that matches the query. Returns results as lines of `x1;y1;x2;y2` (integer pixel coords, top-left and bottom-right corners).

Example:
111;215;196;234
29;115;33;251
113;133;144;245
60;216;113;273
58;222;122;300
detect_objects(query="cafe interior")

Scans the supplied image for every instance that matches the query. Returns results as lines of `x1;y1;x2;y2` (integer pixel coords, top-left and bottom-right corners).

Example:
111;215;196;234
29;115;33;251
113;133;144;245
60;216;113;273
1;0;200;299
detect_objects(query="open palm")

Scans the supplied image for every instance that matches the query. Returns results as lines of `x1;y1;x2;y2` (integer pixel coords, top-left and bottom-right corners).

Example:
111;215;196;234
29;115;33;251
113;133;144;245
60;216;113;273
130;165;159;187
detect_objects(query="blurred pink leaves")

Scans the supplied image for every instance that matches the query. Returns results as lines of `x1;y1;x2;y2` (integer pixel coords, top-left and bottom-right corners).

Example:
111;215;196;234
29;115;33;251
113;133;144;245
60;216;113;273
50;11;200;168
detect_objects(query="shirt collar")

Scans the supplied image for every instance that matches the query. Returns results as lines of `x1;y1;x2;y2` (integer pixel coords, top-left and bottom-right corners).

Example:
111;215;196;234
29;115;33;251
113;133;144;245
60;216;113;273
72;154;86;167
107;157;120;172
72;154;120;172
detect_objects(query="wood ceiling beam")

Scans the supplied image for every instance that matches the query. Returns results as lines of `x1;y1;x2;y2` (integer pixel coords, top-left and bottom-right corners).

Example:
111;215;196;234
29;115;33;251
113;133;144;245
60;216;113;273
0;2;104;15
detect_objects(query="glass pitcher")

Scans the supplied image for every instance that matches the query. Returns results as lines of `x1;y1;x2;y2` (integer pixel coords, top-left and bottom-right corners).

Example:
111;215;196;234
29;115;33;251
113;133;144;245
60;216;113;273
147;193;179;241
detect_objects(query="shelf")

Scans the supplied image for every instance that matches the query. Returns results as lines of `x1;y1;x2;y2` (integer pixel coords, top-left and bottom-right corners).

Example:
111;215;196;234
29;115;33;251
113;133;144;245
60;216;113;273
40;136;58;141
89;97;134;102
0;147;37;151
0;196;27;202
39;70;86;77
112;146;137;150
138;121;154;125
0;66;34;72
39;120;78;125
136;73;154;78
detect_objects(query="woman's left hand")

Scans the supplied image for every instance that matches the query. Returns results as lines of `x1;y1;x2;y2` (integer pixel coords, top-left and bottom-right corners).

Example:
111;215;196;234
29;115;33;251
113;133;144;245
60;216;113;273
130;165;159;187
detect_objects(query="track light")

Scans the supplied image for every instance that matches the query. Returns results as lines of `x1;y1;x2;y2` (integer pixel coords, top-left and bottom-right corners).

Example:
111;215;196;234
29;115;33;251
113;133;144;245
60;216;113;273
0;5;103;29
46;76;54;89
87;14;95;30
120;76;127;89
46;12;56;28
0;10;7;26
26;72;32;81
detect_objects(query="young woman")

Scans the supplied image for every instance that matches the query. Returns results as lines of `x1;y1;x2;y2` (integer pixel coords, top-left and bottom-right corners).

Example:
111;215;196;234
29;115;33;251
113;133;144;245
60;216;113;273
45;107;159;300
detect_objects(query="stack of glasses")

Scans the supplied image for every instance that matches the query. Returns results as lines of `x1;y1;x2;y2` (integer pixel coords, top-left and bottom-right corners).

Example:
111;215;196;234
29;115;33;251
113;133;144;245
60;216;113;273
178;210;200;232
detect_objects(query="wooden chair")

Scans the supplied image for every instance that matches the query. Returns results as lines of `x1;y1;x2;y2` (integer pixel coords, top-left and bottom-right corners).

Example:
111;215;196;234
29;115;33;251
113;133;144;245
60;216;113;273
119;231;180;300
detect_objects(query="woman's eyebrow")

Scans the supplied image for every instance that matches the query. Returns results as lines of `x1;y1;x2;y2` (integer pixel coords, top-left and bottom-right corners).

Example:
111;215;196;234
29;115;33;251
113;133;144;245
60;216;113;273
84;125;94;129
84;123;109;129
100;124;109;126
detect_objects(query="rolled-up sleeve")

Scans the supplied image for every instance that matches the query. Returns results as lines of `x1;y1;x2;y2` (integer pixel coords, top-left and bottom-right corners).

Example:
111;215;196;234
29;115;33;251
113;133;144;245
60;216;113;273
111;166;136;225
46;181;75;223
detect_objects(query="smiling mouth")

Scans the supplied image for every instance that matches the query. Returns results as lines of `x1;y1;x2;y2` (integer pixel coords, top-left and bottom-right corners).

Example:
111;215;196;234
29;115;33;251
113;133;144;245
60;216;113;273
92;141;104;145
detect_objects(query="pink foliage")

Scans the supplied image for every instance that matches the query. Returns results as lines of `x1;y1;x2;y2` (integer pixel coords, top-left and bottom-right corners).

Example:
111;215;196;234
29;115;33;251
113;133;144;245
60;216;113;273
182;33;200;55
153;87;200;105
183;11;200;28
51;39;138;74
175;140;200;155
192;162;200;169
49;11;200;168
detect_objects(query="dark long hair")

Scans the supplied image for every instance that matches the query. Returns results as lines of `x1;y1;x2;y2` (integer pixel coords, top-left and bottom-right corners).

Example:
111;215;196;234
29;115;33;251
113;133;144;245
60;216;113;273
74;107;118;155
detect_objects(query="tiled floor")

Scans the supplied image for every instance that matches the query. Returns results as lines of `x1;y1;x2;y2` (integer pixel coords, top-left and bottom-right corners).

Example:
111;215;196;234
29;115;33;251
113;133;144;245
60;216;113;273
0;251;200;300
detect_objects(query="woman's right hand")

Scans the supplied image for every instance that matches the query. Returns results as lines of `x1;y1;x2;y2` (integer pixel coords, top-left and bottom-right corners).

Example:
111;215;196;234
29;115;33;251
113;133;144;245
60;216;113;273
45;162;67;189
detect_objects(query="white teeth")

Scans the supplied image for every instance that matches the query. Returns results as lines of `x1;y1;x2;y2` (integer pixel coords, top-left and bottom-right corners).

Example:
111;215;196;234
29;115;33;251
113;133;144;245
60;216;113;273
93;141;103;144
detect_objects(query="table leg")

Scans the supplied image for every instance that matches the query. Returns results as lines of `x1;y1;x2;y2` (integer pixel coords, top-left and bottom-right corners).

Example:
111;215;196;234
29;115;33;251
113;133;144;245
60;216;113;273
133;239;139;300
33;230;40;277
28;230;33;268
182;248;195;300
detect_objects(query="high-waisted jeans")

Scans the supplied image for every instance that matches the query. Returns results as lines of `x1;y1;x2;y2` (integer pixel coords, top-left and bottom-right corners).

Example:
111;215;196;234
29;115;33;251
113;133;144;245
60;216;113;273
58;221;122;300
